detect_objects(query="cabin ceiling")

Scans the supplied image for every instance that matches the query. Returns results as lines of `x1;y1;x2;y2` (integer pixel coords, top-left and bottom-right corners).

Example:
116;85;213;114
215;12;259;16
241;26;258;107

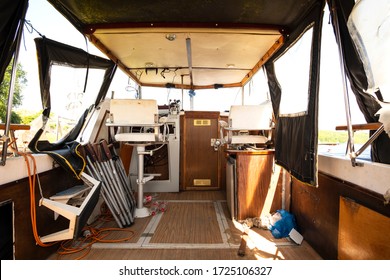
47;0;322;89
92;27;282;88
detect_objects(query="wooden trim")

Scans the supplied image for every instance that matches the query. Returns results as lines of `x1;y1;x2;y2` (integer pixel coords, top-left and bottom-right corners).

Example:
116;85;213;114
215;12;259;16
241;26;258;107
241;35;284;86
184;186;220;191
0;124;30;131
87;34;140;85
1;124;31;154
179;114;185;191
226;149;275;156
93;110;110;143
335;122;382;131
140;82;243;90
181;111;220;119
85;22;283;34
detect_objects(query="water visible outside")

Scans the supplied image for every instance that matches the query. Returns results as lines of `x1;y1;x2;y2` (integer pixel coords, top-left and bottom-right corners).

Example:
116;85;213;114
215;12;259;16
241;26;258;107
318;143;371;161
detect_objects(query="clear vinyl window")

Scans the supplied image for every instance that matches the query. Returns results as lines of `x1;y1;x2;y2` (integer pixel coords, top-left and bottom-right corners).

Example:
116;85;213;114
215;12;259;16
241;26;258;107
46;65;105;142
274;26;313;116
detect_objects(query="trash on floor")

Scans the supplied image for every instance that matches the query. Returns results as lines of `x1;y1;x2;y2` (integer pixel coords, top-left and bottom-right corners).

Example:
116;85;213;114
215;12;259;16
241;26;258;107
241;209;304;244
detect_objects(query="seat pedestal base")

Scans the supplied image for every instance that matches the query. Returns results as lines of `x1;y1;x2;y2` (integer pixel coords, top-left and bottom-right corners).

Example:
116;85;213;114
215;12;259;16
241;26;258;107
135;207;150;218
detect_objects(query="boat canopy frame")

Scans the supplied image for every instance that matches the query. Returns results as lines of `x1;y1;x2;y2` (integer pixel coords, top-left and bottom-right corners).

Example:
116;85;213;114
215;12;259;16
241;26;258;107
46;0;329;186
1;0;389;186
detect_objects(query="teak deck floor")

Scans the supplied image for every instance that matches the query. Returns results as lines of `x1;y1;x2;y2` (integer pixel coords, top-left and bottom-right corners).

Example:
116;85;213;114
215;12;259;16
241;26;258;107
47;191;322;260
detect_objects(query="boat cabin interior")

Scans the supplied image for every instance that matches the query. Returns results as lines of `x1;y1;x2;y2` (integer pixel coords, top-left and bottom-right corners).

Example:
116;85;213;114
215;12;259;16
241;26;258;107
0;0;390;261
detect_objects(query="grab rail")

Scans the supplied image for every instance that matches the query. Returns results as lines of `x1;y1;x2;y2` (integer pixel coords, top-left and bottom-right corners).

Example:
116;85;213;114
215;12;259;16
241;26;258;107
335;122;384;165
0;123;31;163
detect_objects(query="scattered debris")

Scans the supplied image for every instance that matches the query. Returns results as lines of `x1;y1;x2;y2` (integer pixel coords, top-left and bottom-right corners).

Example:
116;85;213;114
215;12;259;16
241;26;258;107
241;210;304;245
237;231;248;257
289;228;304;245
149;201;168;216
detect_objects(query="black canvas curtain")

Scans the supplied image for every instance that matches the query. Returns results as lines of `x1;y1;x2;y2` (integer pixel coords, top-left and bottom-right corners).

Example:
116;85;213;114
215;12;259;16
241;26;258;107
34;37;117;118
327;0;390;164
29;37;116;179
265;1;325;186
28;108;89;179
0;0;28;86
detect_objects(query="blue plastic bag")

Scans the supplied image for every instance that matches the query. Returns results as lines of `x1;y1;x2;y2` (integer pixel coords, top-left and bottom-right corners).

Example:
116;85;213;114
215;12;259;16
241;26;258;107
269;210;297;239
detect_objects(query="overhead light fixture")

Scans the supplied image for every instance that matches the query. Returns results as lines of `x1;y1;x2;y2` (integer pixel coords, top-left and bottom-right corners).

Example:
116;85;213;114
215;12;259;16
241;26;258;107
227;64;235;68
145;62;155;68
165;34;176;41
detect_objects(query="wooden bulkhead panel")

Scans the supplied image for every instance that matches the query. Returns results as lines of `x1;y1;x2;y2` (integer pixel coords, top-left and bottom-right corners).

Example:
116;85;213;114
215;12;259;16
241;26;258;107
0;168;80;259
233;150;284;220
291;172;390;259
338;196;390;260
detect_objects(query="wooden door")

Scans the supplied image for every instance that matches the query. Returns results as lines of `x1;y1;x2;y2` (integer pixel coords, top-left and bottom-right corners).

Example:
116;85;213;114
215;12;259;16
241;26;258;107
180;111;220;190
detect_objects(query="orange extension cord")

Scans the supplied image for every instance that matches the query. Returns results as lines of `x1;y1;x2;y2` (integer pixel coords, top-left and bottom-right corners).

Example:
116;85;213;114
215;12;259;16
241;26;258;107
57;224;136;260
20;151;136;259
20;151;58;248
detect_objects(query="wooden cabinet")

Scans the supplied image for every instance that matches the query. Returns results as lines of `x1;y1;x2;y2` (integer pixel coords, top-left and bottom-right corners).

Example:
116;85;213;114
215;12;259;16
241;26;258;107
180;111;222;190
227;150;284;220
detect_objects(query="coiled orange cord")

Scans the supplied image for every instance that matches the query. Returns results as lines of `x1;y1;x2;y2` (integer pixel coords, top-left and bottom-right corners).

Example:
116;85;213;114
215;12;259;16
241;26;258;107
56;221;135;259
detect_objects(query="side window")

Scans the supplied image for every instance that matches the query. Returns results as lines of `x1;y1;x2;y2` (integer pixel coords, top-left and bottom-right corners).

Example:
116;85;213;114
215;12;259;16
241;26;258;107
46;65;105;142
243;67;271;105
274;26;313;116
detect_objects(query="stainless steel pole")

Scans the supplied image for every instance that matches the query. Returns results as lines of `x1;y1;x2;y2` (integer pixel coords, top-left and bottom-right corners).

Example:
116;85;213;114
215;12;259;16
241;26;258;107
1;18;24;166
331;1;357;166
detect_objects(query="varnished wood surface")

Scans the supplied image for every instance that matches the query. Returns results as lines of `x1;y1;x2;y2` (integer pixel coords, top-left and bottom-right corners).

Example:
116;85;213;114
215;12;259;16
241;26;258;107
119;143;133;175
235;153;282;220
46;190;322;260
180;111;220;190
335;122;382;131
292;172;390;259
0;123;31;130
226;149;274;155
150;202;223;244
338;196;390;259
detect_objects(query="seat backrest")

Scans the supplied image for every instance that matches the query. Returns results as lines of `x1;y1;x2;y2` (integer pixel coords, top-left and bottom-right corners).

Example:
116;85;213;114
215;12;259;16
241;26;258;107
228;101;273;130
109;99;158;125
